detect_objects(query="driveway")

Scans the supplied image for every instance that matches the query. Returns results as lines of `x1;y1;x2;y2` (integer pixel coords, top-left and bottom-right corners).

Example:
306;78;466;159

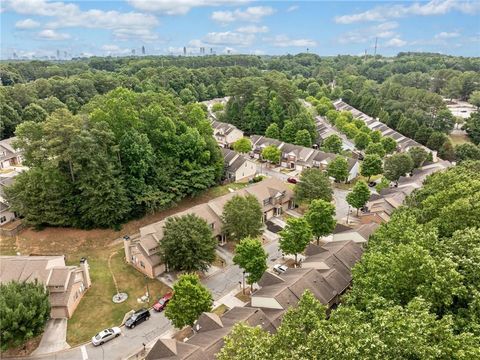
32;319;69;356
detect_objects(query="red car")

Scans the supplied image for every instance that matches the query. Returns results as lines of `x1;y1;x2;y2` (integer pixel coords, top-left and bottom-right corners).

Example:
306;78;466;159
153;292;173;312
287;177;298;184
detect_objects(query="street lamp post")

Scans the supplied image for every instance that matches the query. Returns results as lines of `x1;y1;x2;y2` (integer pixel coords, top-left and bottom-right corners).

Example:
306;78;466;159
242;271;246;295
346;205;351;224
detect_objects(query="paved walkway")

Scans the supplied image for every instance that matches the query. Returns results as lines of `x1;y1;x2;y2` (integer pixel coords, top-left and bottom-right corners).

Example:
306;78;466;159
32;319;70;356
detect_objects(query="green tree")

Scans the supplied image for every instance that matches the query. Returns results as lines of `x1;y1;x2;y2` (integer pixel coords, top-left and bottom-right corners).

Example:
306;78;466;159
233;138;252;153
23;103;47;123
327;156;349;183
370;130;382;143
305;199;336;245
281;121;297;143
365;142;386;158
465;112;480;145
415;125;434;145
271;290;326;357
321;134;343;154
354;132;370;150
455;143;480;162
160;214;216;272
222;195;263;242
265;123;280;139
261;145;281;164
294;168;333;203
279;217;312;265
212;102;224;112
408;146;429;168
0;281;50;351
361;154;383;181
346;181;370;215
427;131;448;151
233;237;268;290
217;323;272;360
468;90;480;108
381;136;398;154
383;153;414;182
294;129;312;147
164;274;212;329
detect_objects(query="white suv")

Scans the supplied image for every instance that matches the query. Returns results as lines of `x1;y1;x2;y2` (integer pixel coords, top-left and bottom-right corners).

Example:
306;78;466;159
273;264;288;274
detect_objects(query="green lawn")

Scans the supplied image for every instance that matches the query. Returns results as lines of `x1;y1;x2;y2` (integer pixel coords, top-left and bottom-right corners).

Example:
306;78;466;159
449;132;471;146
66;249;170;345
205;182;249;198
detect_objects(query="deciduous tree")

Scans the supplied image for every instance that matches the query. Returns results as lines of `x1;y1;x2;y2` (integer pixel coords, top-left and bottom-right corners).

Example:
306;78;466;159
294;168;333;203
305;199;336;245
233;138;252;153
261;145;281;164
383;153;414;182
279;217;312;265
233;237;268;289
160;214;216;272
222;195;263;242
327;156;349;183
361;154;383;181
346;181;370;215
165;274;212;329
321;134;342;154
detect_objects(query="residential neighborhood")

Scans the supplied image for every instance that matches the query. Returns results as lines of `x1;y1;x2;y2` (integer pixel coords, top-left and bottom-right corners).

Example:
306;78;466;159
1;3;480;360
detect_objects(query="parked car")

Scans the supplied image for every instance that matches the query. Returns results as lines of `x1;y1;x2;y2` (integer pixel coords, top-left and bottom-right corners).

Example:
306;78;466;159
368;181;377;187
153;292;173;312
273;264;288;274
125;308;150;329
91;327;121;346
287;177;298;184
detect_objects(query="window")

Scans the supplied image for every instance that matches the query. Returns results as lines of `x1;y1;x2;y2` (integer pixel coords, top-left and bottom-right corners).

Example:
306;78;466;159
0;216;6;224
263;198;271;206
210;223;215;229
140;261;145;269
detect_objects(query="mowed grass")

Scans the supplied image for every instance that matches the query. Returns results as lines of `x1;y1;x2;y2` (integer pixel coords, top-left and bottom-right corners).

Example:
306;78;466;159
66;249;170;345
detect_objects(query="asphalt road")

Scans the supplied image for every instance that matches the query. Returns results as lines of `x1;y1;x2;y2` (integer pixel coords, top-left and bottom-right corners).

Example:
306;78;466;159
21;310;171;360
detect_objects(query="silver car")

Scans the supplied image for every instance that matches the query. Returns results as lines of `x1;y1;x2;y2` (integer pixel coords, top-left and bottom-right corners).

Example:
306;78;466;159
91;327;121;346
273;264;288;274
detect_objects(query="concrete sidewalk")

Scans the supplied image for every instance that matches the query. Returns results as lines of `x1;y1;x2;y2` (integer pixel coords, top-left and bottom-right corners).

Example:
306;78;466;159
32;319;70;355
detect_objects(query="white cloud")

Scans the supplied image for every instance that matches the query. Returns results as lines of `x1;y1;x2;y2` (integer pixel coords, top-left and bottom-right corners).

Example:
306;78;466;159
435;31;460;39
211;6;275;24
269;35;317;48
236;25;269;33
286;5;299;12
335;0;480;24
112;28;159;41
252;49;266;55
37;29;70;40
203;31;255;46
128;0;250;15
15;18;40;29
4;0;159;42
385;38;407;47
101;44;131;55
339;22;398;44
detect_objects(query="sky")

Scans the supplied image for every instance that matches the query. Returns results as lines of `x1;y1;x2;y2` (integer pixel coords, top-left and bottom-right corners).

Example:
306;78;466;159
1;0;479;59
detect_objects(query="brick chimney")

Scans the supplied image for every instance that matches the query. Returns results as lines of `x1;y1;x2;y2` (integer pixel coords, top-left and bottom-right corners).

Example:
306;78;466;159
123;235;132;264
80;257;92;288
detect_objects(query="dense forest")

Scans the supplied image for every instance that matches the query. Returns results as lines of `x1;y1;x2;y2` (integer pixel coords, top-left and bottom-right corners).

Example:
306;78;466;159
5;89;223;228
219;161;480;359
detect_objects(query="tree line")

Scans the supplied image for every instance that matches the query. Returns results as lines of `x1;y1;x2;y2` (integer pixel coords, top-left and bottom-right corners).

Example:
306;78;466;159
5;88;223;229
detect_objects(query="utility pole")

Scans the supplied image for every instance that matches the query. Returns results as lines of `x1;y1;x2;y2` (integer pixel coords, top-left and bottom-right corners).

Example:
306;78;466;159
364;49;367;61
374;37;378;57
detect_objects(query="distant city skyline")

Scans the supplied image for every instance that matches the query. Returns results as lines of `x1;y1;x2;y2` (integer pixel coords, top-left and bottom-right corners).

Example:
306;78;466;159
1;0;479;60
